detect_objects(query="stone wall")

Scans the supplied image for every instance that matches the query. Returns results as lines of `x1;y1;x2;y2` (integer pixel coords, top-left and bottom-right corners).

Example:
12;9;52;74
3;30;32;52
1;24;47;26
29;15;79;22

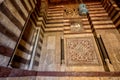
0;0;43;69
101;0;120;31
95;29;120;71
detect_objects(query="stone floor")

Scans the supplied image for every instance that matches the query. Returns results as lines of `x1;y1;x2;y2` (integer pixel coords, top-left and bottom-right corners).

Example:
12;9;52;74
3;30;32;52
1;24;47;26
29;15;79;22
38;32;104;72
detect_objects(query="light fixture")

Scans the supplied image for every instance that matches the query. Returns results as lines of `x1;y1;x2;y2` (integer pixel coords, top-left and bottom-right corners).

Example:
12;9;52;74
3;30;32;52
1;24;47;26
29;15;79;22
78;0;88;15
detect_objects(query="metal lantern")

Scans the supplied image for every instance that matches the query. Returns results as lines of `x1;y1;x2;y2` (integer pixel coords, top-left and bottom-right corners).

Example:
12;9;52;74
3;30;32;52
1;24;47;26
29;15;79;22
79;3;88;15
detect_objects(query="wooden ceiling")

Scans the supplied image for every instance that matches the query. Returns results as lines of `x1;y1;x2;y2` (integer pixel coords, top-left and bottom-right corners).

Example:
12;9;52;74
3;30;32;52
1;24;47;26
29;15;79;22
48;0;100;5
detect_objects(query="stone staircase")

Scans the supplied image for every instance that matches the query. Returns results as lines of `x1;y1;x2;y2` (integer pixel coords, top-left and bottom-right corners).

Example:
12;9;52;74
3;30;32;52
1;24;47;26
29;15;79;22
45;5;64;32
45;5;93;34
63;15;92;34
45;2;116;35
86;2;115;29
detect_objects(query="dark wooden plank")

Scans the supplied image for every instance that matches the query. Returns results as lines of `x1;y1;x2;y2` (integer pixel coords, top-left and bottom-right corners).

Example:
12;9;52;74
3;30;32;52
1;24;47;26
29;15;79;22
0;23;18;42
0;3;23;30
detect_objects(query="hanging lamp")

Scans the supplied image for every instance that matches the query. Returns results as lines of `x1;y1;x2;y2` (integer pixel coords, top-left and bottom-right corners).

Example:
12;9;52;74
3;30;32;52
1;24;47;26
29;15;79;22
79;0;88;15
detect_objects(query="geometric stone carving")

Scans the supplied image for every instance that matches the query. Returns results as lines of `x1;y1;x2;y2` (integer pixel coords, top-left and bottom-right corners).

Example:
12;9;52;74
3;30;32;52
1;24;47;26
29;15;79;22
65;37;100;66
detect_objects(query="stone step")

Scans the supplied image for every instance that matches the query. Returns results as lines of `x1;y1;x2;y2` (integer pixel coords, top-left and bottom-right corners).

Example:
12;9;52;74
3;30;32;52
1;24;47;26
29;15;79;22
47;19;89;25
64;25;91;30
47;11;63;14
92;21;113;25
45;27;63;32
48;8;63;11
37;20;45;27
89;10;106;14
47;16;64;20
90;13;108;17
63;26;70;30
82;21;90;25
47;19;70;23
83;25;91;29
48;11;64;14
46;23;64;27
63;23;70;26
47;19;64;23
64;30;92;34
47;13;63;17
86;5;103;8
91;17;111;21
93;24;115;29
38;17;46;25
81;18;89;21
49;5;64;9
85;2;101;6
63;23;90;27
88;7;105;11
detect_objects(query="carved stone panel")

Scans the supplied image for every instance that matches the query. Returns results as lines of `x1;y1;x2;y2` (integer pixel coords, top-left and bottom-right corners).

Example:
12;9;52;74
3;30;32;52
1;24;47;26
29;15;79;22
65;37;100;66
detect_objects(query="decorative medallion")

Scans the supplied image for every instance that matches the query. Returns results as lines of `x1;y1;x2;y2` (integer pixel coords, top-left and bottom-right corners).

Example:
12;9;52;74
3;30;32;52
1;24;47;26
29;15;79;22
65;37;100;66
70;21;83;32
63;5;79;18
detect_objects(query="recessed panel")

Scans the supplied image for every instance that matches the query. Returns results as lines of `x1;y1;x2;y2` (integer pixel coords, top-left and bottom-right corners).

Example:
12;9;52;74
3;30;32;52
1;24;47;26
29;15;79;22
65;36;100;66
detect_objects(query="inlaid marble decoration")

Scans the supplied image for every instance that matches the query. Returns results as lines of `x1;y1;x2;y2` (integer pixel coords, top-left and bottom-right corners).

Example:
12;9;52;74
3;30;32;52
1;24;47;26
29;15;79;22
65;37;99;66
64;4;79;18
70;22;83;32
